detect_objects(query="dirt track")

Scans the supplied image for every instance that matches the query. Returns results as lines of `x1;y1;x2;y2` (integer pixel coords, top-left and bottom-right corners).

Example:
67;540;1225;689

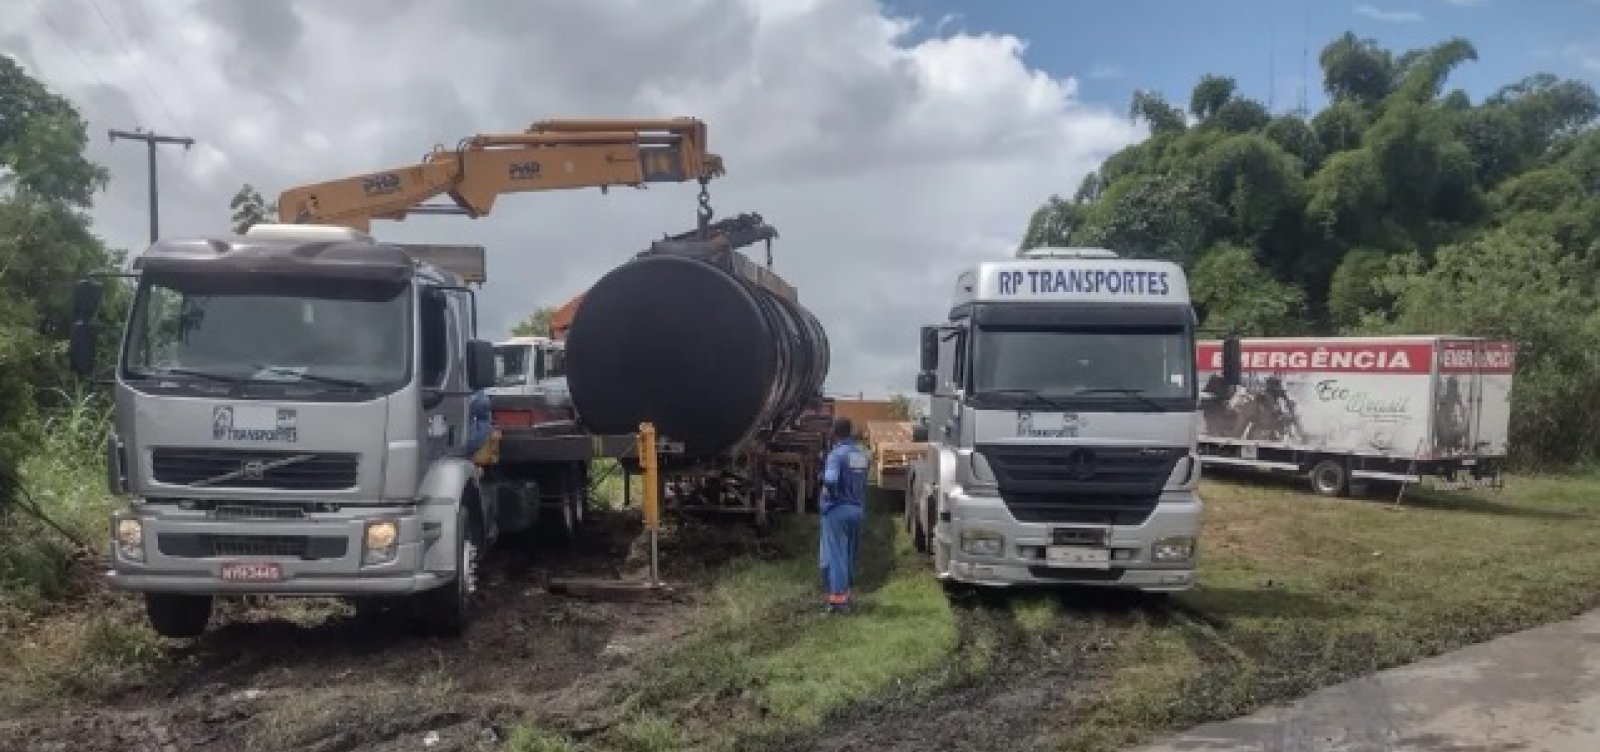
0;514;730;752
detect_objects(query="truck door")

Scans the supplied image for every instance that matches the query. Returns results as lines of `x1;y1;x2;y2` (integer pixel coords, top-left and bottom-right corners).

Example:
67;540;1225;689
418;288;470;463
1435;339;1482;459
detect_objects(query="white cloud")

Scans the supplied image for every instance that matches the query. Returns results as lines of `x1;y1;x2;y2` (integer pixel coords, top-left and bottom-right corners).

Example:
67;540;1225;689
0;0;1142;398
1354;4;1426;22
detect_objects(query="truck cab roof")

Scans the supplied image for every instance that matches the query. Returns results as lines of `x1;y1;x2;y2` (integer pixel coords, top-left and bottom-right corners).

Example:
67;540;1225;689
952;248;1190;309
129;223;485;291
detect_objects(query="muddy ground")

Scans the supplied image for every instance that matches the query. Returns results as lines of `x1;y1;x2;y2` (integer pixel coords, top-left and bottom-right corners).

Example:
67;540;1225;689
0;513;768;752
0;509;1187;752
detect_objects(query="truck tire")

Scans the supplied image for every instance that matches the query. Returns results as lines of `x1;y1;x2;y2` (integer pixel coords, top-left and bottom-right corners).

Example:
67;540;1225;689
555;492;579;542
413;505;480;638
145;593;212;639
1309;458;1351;498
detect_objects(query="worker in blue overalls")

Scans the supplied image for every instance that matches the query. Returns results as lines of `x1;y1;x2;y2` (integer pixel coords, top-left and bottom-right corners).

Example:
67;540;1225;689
461;390;493;461
819;417;869;613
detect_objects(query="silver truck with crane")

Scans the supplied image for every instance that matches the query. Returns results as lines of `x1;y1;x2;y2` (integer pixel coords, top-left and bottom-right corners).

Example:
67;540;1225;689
64;117;731;638
905;247;1240;592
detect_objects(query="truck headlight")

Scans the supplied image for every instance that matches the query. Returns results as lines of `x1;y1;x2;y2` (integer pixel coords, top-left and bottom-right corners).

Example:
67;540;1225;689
960;529;1004;557
364;520;399;565
114;518;144;562
1152;536;1195;562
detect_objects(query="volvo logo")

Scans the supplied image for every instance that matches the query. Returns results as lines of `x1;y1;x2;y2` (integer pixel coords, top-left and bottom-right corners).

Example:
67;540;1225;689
240;460;267;480
1063;448;1097;480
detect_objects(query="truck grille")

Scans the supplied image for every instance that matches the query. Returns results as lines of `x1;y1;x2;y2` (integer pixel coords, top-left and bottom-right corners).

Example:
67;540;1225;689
157;533;348;560
150;448;358;491
976;444;1186;525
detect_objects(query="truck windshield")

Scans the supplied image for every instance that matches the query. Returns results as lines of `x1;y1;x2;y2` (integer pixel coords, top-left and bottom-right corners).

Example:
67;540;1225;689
495;345;531;387
971;327;1195;410
122;279;411;392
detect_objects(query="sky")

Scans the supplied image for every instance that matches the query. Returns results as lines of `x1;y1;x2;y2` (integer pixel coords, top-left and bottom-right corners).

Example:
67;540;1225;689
2;0;1597;400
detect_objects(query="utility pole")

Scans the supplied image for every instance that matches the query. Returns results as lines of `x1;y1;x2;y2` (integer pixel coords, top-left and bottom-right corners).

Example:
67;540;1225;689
108;128;195;243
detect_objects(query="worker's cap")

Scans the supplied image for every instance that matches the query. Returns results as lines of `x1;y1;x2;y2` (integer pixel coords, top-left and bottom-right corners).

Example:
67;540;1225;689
832;417;853;439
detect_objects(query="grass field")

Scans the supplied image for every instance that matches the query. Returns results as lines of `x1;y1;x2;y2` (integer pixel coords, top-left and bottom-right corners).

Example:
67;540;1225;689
589;471;1600;752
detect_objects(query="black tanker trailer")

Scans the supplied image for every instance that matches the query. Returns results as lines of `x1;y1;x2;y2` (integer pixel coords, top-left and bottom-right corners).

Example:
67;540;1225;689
563;215;834;524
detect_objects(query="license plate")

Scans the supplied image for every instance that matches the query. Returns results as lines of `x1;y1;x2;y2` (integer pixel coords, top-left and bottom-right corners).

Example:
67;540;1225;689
220;561;283;582
1045;546;1111;569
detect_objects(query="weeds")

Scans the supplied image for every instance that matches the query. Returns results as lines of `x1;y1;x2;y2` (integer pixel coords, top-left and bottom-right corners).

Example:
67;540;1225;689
1;388;113;612
506;724;583;752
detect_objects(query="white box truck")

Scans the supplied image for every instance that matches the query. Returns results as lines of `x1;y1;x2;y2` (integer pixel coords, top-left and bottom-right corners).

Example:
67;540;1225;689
1195;336;1515;496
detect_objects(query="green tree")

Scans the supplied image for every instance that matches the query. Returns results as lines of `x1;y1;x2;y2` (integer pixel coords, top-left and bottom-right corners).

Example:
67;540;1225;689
1072;173;1219;265
887;393;918;420
511;307;557;338
1189;244;1307;336
1021;31;1600;464
1019;195;1079;252
1129;90;1186;135
1367;231;1600;464
0;56;116;527
1189;75;1237;121
229;183;278;234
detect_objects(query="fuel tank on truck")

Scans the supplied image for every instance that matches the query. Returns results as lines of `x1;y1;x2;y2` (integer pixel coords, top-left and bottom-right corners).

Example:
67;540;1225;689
564;238;830;458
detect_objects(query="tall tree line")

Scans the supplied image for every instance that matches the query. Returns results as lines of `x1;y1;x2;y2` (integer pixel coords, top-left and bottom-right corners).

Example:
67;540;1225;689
1021;32;1600;464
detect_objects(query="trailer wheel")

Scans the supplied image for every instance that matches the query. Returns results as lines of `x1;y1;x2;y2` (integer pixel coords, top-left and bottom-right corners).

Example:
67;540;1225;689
1309;459;1351;498
145;593;212;639
556;492;579;542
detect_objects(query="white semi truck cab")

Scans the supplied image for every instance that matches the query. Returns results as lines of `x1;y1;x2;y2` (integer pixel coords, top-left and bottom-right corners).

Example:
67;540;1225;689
906;247;1240;591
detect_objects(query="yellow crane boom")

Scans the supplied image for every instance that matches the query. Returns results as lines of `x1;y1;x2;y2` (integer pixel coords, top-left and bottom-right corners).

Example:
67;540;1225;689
277;118;725;232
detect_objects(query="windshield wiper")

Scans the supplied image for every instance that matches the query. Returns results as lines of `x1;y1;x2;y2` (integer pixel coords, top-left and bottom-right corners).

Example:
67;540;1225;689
1072;387;1165;411
134;367;243;384
251;365;373;391
981;387;1075;411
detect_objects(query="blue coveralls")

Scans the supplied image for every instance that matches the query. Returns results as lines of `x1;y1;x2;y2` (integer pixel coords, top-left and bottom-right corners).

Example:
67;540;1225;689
819;438;869;609
461;391;493;458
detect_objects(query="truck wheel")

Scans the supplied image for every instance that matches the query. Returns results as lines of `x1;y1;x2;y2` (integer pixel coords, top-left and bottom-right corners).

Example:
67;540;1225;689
145;593;212;639
1310;459;1351;497
414;505;480;638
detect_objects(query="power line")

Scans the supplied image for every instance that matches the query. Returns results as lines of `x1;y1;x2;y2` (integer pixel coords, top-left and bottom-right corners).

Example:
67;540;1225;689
83;0;189;142
108;128;196;243
80;0;208;199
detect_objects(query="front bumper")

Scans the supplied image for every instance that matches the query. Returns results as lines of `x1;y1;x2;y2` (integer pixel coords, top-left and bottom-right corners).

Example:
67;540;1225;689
105;502;445;596
938;486;1201;591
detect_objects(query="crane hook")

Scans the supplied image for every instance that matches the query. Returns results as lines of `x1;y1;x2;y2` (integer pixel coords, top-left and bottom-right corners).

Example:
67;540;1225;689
696;177;714;238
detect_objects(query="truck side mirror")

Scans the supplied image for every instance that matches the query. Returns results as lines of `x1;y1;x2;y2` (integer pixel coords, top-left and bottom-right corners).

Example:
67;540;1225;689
73;279;105;319
919;326;939;372
466;339;496;391
1222;337;1243;388
915;371;937;395
68;279;105;379
911;422;929;442
69;321;97;378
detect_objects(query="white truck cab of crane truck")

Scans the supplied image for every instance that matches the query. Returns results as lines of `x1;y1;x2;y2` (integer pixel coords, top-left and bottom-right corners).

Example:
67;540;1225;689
488;337;570;403
906;247;1240;591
